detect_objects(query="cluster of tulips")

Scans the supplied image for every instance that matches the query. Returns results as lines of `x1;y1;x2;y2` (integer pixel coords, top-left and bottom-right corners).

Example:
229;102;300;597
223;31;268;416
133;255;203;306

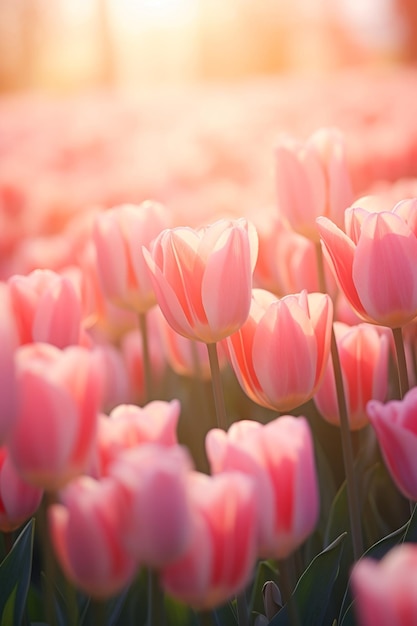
2;117;417;626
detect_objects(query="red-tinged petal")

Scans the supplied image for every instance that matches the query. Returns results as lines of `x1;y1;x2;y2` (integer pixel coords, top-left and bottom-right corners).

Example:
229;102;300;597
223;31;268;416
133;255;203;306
317;216;368;318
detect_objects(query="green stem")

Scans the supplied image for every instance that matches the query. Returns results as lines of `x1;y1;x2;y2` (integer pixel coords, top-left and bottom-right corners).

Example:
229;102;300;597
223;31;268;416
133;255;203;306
198;610;217;626
392;327;410;399
315;241;327;293
206;343;228;430
139;311;153;403
236;590;249;626
331;326;364;560
36;493;58;626
147;569;165;626
278;557;301;626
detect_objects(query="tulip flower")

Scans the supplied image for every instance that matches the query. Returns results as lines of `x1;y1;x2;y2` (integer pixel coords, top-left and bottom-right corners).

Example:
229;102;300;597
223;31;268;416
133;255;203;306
0;283;19;445
317;198;417;328
275;127;353;241
8;269;83;348
49;475;137;597
351;544;417;626
161;471;258;609
224;289;333;412
0;447;43;532
8;343;102;490
94;400;180;476
143;218;258;343
110;443;193;568
206;415;319;559
315;322;389;430
367;386;417;501
93;201;170;313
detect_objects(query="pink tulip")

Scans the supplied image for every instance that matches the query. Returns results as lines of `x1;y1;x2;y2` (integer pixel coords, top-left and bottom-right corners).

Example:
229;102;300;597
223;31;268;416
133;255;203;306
110;444;193;568
224;289;333;412
94;400;180;476
49;475;137;597
8;269;83;347
206;415;319;558
93;201;170;313
275;127;353;241
351;544;417;626
367;386;417;500
8;343;101;490
161;471;258;609
91;342;130;413
0;447;43;532
317;198;417;327
0;283;19;444
315;322;389;430
143;218;258;343
254;212;336;297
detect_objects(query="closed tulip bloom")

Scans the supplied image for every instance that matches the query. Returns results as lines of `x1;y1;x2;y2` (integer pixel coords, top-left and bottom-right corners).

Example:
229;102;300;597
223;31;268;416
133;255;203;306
317;198;417;327
351;544;417;626
367;386;417;500
93;201;170;313
206;416;319;559
0;283;19;445
110;444;193;568
0;447;43;532
143;218;258;343
315;322;389;430
161;471;258;610
8;269;83;348
95;400;180;476
275;127;353;241
9;343;101;490
49;475;137;597
224;289;333;412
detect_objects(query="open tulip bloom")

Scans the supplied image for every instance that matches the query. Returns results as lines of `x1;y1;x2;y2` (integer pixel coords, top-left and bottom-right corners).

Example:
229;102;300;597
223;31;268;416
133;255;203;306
5;116;417;626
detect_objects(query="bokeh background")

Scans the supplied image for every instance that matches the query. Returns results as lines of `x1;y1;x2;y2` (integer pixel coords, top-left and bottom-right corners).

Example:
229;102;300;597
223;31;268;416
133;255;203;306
0;0;416;92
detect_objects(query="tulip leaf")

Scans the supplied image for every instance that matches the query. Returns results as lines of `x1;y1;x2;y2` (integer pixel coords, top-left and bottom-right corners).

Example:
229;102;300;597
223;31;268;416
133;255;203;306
248;560;279;620
0;519;35;626
267;533;346;626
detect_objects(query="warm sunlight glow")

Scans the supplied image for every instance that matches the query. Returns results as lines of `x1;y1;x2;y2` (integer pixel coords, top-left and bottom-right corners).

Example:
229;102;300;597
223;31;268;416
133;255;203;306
108;0;198;28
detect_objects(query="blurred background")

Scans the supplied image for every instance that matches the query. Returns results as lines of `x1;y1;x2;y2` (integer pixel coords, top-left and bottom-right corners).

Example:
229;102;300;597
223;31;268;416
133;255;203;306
0;0;416;92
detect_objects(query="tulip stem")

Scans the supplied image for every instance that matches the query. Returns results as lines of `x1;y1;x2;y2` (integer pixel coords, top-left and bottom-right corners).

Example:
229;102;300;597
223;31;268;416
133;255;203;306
36;493;57;626
198;610;217;626
315;241;327;293
392;327;410;399
330;326;364;560
278;558;301;626
138;312;153;403
147;569;165;626
236;590;249;626
207;343;228;430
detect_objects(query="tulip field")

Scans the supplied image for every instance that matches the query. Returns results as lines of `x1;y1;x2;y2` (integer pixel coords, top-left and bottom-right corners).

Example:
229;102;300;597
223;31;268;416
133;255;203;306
2;68;417;625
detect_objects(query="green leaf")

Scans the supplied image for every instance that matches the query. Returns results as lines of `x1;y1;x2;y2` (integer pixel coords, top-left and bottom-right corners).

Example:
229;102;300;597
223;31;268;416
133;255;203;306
268;533;346;626
247;560;279;621
0;519;35;626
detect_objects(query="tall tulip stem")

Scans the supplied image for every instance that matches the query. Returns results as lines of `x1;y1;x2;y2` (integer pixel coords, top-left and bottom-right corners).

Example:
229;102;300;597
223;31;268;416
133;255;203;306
207;343;228;430
331;327;364;560
147;569;165;626
392;326;410;399
138;311;153;403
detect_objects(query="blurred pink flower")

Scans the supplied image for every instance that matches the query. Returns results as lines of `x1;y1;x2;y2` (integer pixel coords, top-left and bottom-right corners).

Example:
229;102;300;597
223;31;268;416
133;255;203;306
275;127;353;242
8;269;83;348
94;400;180;477
110;443;193;568
367;386;417;501
93;201;170;313
161;471;258;610
0;282;19;445
143;218;258;343
49;475;137;597
0;446;43;533
206;415;319;559
315;322;389;430
9;343;101;490
351;544;417;626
